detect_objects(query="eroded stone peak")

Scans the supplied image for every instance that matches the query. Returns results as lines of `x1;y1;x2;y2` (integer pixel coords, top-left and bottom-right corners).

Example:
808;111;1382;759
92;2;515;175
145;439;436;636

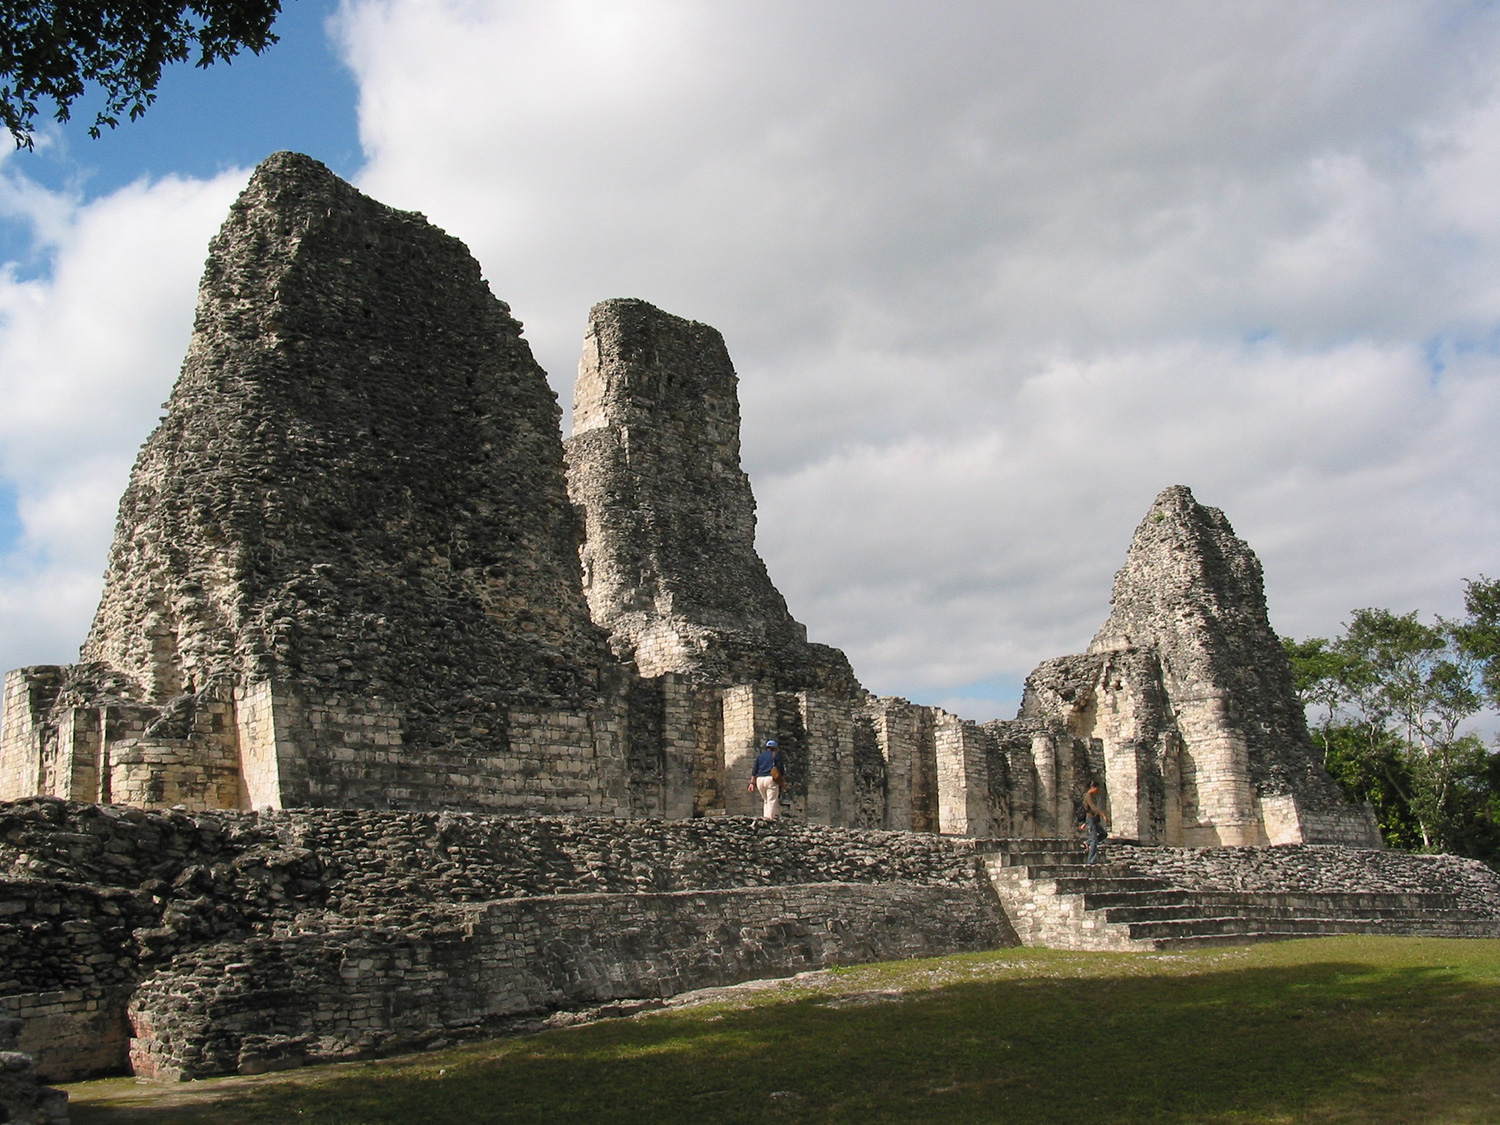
1089;484;1263;655
574;298;736;435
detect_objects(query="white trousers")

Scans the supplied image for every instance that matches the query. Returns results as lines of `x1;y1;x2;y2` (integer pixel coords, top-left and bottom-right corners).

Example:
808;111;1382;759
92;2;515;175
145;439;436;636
755;774;781;820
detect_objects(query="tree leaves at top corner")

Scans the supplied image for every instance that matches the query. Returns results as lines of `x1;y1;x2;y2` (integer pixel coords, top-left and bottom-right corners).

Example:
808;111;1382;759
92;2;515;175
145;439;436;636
0;0;282;149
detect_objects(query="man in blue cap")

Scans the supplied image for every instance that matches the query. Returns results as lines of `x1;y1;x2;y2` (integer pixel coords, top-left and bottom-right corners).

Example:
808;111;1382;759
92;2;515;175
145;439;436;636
747;739;786;820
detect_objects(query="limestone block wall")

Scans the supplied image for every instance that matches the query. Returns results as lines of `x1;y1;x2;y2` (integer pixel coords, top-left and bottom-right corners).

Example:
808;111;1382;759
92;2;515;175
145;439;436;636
0;670;61;801
128;880;1006;1081
1254;793;1382;848
110;740;243;811
0;799;1014;1081
5;668;638;817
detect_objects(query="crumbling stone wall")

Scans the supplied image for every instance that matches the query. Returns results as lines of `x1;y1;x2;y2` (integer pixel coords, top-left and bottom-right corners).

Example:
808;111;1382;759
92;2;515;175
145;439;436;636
564;298;856;695
0;798;1013;1081
1014;487;1380;847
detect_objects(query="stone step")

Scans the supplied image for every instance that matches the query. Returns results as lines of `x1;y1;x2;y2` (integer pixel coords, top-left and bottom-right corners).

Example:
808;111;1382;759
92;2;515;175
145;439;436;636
1143;917;1500;949
979;838;1500;951
1122;913;1500;941
1081;888;1459;913
1098;901;1480;925
1033;873;1176;894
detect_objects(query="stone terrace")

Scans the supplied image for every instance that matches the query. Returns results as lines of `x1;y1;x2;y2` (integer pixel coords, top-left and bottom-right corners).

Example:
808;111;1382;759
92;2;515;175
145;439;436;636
985;838;1500;950
0;799;1013;1082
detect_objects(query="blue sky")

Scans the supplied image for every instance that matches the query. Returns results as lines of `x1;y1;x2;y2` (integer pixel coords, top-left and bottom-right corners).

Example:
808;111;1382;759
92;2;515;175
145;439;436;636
9;0;360;202
0;1;359;566
3;1;1500;722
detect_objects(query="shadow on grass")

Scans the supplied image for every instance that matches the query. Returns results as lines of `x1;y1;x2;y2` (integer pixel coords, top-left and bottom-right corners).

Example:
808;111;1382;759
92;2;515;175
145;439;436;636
72;949;1500;1124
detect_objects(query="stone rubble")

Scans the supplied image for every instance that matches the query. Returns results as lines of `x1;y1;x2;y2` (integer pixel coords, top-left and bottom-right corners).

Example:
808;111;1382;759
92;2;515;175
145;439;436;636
0;151;1471;1090
0;797;1011;1082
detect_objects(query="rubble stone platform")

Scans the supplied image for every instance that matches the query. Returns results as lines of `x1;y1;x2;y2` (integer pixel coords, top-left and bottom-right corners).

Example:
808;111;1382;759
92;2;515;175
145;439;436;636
981;838;1500;950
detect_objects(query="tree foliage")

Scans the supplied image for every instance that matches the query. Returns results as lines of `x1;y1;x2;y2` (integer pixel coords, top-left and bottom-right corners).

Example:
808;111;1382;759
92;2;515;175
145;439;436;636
0;0;282;149
1284;579;1500;866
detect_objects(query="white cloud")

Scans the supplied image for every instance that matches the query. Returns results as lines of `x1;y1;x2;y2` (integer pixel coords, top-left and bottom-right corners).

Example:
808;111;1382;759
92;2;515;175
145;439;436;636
0;168;248;669
6;0;1500;722
332;0;1500;711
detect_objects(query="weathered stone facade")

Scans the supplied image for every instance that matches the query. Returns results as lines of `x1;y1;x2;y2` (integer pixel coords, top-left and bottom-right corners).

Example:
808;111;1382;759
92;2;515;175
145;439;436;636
1;157;1376;840
1014;486;1380;847
0;150;1482;1092
0;798;1012;1082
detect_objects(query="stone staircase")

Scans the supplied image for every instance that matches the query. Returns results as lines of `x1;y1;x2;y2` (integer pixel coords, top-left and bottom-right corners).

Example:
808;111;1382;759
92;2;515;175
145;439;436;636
978;838;1500;951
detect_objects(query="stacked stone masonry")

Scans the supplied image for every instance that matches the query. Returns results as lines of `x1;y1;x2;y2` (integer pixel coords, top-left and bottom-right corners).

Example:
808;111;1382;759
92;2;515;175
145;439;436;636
0;798;1013;1081
0;152;1378;854
0;150;1486;1092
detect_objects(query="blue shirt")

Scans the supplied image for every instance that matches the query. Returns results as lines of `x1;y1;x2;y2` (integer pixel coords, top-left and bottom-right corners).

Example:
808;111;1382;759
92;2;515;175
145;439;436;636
751;749;783;778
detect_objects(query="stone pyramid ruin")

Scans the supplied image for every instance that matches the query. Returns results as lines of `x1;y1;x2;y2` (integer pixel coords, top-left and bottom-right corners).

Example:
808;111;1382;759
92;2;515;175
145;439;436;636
0;152;1377;848
8;152;1487;1105
1019;485;1376;846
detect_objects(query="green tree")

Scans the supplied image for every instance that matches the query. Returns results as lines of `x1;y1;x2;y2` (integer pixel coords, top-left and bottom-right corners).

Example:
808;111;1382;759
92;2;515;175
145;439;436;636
1;0;283;149
1289;594;1497;863
1335;607;1485;850
1282;635;1359;766
1453;576;1500;708
1319;722;1422;849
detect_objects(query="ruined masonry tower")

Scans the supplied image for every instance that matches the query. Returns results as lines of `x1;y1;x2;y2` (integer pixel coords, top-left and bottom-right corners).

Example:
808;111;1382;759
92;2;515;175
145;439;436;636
1018;487;1378;846
565;298;855;695
0;152;1378;847
2;152;624;816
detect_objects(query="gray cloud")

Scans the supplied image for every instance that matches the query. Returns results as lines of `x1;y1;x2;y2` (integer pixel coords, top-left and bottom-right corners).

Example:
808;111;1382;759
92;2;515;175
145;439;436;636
2;2;1498;722
338;0;1500;714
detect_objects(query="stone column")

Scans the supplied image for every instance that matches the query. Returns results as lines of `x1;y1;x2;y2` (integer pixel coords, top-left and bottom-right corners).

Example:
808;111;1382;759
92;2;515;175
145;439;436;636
0;667;62;800
934;713;993;837
659;674;697;819
800;692;853;825
1031;732;1058;837
722;683;774;817
56;706;102;802
1003;734;1037;838
874;698;918;831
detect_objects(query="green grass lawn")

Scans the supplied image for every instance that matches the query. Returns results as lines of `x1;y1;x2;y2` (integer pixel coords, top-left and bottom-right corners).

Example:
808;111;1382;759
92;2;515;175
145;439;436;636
66;936;1500;1124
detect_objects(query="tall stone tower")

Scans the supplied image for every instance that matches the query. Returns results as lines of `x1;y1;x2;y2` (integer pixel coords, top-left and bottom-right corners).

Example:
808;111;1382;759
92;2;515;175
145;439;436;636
3;153;628;814
563;299;871;822
1018;486;1378;846
564;298;855;695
